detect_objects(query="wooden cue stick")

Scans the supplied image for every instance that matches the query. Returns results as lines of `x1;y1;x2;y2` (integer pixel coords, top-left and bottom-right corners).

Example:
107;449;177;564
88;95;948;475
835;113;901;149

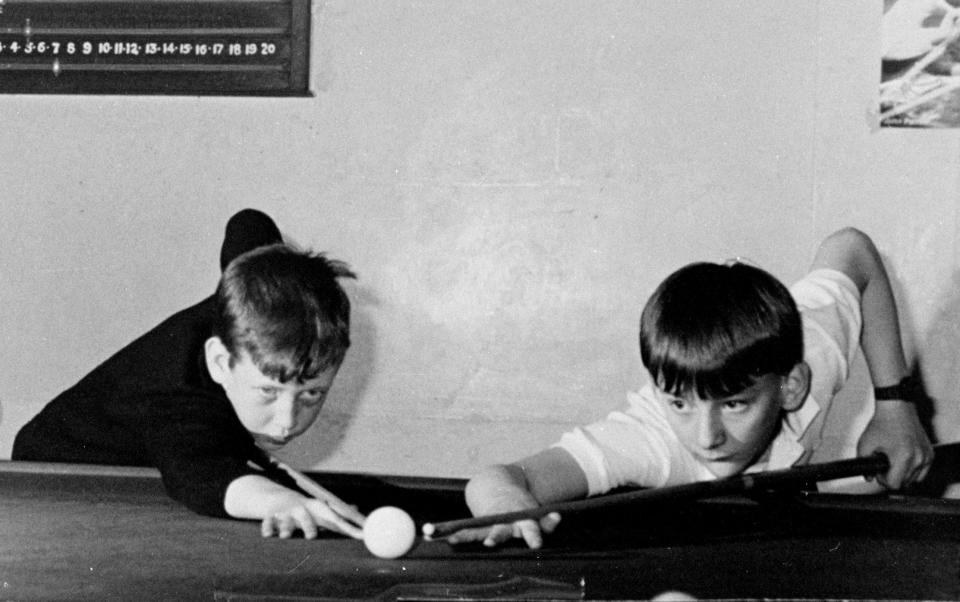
269;456;364;533
271;458;338;502
422;453;890;539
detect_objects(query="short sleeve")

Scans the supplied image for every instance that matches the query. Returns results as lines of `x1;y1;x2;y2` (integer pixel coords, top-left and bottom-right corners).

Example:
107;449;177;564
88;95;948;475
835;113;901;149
553;385;711;495
790;268;863;403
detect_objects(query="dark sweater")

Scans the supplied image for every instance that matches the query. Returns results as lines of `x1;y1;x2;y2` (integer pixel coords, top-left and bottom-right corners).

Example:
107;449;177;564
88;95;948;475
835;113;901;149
12;209;297;517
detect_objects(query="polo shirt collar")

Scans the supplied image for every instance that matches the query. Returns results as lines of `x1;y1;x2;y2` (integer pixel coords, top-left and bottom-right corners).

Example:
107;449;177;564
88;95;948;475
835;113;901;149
766;394;821;469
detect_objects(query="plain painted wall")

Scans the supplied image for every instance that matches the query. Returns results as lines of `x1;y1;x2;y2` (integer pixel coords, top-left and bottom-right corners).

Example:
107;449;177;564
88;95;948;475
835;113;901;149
1;0;958;477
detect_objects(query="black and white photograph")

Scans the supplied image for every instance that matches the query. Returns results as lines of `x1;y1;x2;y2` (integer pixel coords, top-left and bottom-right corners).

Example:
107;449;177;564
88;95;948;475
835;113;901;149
2;1;960;600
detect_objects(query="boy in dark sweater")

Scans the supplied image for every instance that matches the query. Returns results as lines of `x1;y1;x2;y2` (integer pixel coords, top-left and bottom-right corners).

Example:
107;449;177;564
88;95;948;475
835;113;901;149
13;209;364;540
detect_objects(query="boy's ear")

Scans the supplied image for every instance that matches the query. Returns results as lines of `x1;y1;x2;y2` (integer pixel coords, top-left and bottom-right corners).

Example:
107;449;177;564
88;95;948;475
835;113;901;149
780;362;811;412
204;336;232;385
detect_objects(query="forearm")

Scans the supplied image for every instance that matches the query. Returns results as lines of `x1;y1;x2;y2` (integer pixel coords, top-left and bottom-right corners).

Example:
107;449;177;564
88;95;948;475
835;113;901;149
465;448;588;516
811;228;932;487
458;450;587;549
224;474;306;519
464;464;529;516
855;242;910;387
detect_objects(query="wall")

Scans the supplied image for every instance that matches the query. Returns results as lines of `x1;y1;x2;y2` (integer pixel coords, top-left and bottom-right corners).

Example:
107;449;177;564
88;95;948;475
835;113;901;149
1;0;958;477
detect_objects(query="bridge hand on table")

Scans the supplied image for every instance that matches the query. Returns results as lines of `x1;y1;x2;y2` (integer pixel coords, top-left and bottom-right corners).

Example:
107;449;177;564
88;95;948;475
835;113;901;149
262;496;365;540
451;461;567;549
444;511;562;550
446;477;563;549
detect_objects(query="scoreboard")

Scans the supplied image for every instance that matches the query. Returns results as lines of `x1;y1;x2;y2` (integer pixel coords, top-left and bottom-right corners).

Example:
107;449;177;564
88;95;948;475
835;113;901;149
0;0;310;95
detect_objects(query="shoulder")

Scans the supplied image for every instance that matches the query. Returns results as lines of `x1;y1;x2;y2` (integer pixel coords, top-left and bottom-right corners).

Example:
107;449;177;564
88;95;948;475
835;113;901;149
793;270;863;398
123;296;215;362
71;296;219;399
793;268;862;345
790;268;861;313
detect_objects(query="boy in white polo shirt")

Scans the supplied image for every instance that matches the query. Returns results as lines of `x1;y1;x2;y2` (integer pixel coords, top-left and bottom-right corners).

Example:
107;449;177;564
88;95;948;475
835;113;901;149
455;227;933;549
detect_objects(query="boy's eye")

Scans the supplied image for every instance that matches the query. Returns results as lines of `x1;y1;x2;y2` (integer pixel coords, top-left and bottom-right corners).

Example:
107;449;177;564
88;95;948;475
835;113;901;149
722;399;748;411
258;387;279;399
668;398;689;412
298;389;326;406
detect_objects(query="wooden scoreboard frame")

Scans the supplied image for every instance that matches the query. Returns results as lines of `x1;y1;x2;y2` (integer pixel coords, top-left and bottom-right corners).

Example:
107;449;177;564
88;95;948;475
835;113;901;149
0;0;311;96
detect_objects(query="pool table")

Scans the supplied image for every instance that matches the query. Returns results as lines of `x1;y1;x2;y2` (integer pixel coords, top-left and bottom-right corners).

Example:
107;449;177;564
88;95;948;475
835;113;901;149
3;449;960;601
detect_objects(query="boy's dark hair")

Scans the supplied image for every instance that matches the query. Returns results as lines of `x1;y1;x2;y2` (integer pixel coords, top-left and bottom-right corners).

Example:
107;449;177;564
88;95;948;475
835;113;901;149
639;261;802;399
213;243;356;383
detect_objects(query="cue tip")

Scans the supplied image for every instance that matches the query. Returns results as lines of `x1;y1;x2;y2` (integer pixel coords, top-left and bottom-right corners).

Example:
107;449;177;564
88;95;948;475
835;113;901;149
421;523;436;538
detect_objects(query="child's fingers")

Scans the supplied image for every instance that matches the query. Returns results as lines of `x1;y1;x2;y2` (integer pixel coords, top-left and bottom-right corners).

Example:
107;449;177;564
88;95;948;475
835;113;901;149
902;449;933;487
447;523;514;547
274;514;295;538
444;520;547;549
261;513;296;538
263;506;362;540
446;516;556;549
290;507;319;540
538;512;561;534
261;515;276;538
513;520;545;549
486;523;521;547
879;448;924;490
443;526;492;545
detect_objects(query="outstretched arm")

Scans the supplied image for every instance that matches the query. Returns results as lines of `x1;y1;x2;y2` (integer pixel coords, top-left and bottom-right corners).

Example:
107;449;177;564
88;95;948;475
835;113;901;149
809;227;933;489
225;474;365;540
452;447;587;549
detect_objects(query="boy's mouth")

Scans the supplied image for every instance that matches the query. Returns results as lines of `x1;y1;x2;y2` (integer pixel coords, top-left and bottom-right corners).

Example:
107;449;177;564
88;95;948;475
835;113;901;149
255;434;291;448
696;452;741;469
699;453;732;462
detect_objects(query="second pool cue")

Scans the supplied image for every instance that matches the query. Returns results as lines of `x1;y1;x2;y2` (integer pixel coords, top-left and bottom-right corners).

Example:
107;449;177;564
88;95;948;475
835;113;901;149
422;453;890;539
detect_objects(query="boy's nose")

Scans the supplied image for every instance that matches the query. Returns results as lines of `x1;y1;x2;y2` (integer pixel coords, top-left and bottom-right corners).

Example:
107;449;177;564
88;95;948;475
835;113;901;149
273;396;297;432
696;409;725;450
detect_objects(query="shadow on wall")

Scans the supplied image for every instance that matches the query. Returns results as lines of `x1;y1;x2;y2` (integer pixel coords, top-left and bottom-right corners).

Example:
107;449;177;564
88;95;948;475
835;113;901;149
881;254;938;443
919;268;960;445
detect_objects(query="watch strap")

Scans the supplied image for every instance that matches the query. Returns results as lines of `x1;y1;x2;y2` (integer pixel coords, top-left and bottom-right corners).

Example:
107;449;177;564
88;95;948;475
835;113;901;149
874;375;923;402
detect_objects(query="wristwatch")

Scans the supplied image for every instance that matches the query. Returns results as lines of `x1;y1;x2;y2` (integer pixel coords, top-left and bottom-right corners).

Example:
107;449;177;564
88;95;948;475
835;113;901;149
874;375;923;403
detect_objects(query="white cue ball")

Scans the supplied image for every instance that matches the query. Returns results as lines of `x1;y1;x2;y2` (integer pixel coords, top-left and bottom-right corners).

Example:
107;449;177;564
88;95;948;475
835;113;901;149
363;506;416;559
651;591;697;601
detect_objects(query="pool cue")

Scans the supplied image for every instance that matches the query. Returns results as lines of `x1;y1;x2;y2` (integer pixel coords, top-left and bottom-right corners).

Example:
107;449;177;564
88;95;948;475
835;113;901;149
422;453;890;539
269;456;365;536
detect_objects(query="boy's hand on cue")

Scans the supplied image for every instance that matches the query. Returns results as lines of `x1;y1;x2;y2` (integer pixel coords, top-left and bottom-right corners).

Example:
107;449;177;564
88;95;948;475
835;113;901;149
447;481;561;549
858;401;933;489
445;511;562;549
261;495;365;540
453;460;570;549
266;457;367;534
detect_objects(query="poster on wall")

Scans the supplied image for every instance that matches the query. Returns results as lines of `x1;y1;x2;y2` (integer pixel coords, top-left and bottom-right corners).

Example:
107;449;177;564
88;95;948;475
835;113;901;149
880;0;960;127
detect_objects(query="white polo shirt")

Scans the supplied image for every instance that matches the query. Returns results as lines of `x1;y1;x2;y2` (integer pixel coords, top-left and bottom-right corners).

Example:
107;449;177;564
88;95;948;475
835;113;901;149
555;268;864;495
